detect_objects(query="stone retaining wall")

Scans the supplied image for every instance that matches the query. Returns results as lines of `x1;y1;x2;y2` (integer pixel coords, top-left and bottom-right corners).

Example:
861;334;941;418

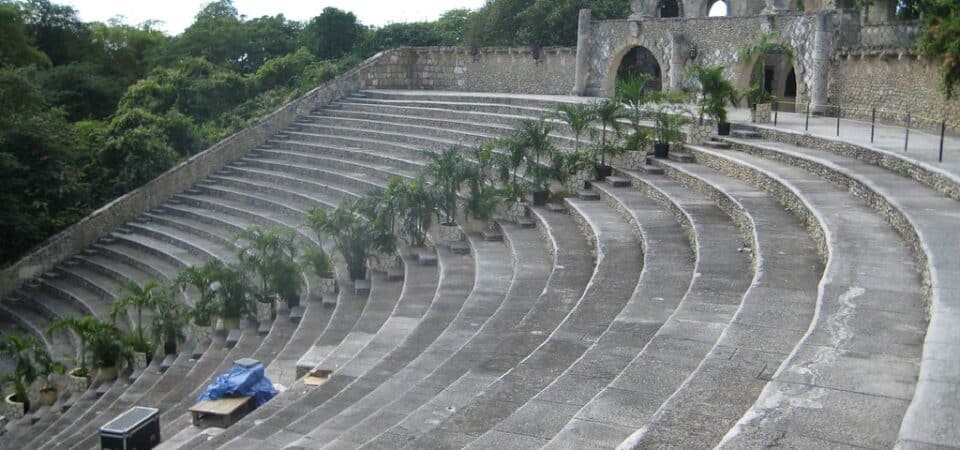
830;52;960;132
367;46;577;95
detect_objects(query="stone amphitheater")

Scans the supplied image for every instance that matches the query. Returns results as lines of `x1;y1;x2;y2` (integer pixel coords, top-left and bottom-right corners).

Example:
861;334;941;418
0;2;957;450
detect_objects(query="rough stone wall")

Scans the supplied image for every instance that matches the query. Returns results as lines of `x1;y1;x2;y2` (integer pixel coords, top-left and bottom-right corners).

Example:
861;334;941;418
586;13;817;102
366;47;577;95
830;53;960;131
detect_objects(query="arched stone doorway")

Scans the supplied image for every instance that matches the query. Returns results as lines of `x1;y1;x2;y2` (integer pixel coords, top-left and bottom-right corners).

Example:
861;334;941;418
747;53;798;112
615;46;663;94
659;0;681;18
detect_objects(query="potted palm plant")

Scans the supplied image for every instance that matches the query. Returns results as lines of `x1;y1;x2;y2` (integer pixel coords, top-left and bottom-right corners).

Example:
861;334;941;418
650;91;693;158
463;145;500;232
395;176;436;249
553;102;596;190
0;334;42;415
235;226;299;316
33;341;64;406
151;291;187;355
175;261;222;344
425;147;469;245
516;119;556;205
88;321;133;382
211;263;251;330
590;99;625;179
688;64;739;136
112;281;160;366
356;189;400;273
47;316;98;390
308;200;382;281
300;245;337;296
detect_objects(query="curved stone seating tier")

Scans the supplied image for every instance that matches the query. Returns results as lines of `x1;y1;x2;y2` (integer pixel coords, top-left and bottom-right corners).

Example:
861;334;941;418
681;145;928;448
708;136;957;448
277;233;515;449
322;222;553;449
3;89;950;449
395;199;633;449
213;243;476;449
189;246;444;450
160;270;397;445
610;157;823;449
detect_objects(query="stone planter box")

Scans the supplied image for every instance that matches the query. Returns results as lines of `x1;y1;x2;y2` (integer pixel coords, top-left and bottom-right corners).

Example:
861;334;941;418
187;324;213;345
611;150;647;170
438;223;463;246
133;352;149;371
752;103;772;123
255;300;273;323
687;121;714;144
4;394;25;419
68;368;90;392
38;387;57;407
465;219;492;234
497;202;529;224
315;277;337;298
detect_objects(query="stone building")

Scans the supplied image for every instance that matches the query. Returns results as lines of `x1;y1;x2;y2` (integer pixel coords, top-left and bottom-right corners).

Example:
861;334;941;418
573;0;959;129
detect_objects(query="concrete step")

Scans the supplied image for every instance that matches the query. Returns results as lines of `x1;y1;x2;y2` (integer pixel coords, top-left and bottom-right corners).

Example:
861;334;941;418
576;189;600;200
449;240;471;254
730;129;762;139
606;176;631;187
684;145;927;449
610;156;822;449
708;137;957;448
546;202;567;213
481;228;503;242
401;197;634;448
667;150;694;163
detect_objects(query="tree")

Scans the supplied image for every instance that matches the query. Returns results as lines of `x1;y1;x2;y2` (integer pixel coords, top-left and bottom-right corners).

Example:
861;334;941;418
424;146;470;225
150;289;187;355
918;0;960;97
111;280;161;353
0;3;50;67
234;225;300;305
47;315;99;377
301;7;363;60
308;200;385;281
0;334;42;411
19;0;95;66
175;261;225;327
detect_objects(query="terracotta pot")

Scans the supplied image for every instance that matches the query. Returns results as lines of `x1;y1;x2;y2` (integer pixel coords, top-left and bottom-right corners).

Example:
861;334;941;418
38;387;58;406
96;365;118;382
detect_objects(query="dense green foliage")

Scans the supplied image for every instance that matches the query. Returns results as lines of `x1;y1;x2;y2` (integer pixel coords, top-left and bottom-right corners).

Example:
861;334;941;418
917;0;960;98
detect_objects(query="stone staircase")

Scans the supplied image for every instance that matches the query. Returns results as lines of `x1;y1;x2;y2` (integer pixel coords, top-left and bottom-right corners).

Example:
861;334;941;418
0;88;954;450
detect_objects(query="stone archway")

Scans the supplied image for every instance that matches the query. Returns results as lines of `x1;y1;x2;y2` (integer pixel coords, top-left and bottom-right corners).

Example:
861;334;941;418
744;51;799;111
659;0;682;17
616;46;664;92
604;44;666;96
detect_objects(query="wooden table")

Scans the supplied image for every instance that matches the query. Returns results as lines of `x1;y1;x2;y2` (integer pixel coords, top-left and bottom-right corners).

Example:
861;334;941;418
188;396;252;428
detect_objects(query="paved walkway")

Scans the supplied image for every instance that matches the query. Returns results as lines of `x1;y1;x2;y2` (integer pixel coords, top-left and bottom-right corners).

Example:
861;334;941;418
727;107;960;179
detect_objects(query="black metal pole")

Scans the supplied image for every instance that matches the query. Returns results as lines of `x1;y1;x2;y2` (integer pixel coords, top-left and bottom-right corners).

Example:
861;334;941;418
904;113;911;152
940;120;946;163
773;101;778;126
836;103;841;136
805;102;810;131
870;108;876;143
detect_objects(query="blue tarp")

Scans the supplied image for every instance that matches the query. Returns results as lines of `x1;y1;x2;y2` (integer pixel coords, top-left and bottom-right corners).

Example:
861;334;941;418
196;361;277;407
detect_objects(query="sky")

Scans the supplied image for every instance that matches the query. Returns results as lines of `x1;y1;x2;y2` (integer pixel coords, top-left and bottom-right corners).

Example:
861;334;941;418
61;0;488;35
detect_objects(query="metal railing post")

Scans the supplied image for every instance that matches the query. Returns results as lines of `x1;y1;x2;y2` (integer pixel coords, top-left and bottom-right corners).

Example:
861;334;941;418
904;113;911;152
773;101;778;126
836;102;841;136
870;108;876;143
940;120;946;162
805;102;810;131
